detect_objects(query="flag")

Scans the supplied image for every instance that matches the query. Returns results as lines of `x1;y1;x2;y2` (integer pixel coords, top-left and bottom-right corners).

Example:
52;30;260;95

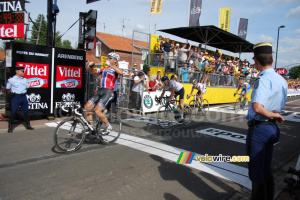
238;18;248;39
150;0;164;15
219;7;231;32
189;0;202;27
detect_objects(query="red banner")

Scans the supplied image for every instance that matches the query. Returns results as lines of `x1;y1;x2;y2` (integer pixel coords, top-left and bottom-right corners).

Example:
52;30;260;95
56;65;82;88
17;62;49;88
274;68;287;75
0;23;24;38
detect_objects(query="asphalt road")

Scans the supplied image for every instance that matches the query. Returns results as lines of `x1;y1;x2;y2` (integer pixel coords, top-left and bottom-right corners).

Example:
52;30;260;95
0;96;299;200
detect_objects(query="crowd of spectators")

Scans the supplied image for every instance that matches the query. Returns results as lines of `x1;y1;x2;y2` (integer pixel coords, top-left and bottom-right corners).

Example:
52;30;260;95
153;36;260;87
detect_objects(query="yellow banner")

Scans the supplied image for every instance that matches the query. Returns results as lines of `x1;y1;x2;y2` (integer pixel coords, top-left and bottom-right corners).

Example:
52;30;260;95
219;7;231;32
151;0;164;14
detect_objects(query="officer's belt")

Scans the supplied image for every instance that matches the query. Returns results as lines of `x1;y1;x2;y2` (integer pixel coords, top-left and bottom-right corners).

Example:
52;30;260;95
247;119;276;128
13;93;26;96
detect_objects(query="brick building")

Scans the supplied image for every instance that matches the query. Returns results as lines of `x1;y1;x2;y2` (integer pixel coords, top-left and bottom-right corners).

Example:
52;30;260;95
86;32;149;70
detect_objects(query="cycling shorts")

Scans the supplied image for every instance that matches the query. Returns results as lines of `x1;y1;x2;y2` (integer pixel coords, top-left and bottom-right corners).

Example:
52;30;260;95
88;88;114;109
174;88;185;100
196;89;206;96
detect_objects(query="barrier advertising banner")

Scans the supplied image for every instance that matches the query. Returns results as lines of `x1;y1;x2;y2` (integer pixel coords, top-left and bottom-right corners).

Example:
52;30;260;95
7;43;85;116
52;47;85;114
11;43;52;115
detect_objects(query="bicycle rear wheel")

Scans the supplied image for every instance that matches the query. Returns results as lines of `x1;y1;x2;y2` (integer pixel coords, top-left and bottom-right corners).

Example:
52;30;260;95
189;100;201;117
202;99;209;115
157;105;173;129
53;117;86;152
234;99;241;113
96;113;121;144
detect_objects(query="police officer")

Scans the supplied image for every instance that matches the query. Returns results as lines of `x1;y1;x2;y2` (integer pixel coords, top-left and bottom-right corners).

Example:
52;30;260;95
246;42;287;199
6;65;34;133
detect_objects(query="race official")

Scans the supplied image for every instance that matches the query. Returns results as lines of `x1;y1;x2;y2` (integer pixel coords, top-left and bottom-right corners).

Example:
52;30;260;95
6;65;34;133
246;42;287;199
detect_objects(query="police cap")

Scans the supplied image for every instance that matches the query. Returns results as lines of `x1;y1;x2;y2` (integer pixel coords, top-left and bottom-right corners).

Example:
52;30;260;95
253;42;272;55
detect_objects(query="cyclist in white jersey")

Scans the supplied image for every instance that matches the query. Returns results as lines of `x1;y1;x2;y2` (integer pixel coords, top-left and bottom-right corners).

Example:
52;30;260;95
188;79;206;106
159;75;185;122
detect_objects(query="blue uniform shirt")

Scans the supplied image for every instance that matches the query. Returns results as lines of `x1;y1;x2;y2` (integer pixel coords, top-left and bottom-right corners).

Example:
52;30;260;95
246;68;287;121
6;75;29;94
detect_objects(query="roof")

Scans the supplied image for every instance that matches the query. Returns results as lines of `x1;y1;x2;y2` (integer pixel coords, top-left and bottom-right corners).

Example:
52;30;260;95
96;32;149;53
86;50;101;63
158;25;254;53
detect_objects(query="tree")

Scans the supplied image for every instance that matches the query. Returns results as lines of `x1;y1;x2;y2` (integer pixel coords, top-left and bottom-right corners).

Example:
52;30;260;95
15;14;73;49
289;65;300;79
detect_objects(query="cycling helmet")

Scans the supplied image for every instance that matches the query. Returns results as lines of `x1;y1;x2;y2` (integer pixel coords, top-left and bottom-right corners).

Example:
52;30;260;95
170;75;177;80
107;52;120;61
192;79;197;85
161;76;169;82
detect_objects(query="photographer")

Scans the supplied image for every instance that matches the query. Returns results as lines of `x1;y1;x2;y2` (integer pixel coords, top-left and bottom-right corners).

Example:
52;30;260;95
129;70;149;111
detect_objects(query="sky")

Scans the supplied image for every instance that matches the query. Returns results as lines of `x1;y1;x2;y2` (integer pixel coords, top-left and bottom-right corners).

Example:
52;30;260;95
3;0;300;69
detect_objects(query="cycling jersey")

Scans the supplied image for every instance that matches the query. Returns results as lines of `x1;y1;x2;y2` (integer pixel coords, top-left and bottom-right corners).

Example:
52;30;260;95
163;80;183;92
99;68;118;90
193;83;205;91
242;82;251;90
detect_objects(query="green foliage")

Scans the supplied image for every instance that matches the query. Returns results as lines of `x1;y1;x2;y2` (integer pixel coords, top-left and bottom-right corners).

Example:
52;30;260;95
289;65;300;79
14;14;73;49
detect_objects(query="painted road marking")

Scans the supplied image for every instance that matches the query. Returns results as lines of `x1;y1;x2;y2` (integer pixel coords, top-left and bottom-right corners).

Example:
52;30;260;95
196;128;247;144
46;122;251;189
210;106;300;123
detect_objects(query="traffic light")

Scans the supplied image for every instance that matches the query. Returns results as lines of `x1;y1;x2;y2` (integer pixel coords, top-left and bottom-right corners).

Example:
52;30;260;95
84;10;97;42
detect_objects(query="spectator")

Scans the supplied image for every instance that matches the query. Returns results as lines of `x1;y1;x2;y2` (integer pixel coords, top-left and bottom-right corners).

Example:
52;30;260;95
180;63;189;83
149;75;158;92
178;43;191;66
162;38;172;67
156;74;163;91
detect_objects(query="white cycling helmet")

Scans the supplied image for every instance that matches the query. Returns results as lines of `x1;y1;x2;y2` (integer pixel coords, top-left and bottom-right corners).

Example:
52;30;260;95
107;52;120;61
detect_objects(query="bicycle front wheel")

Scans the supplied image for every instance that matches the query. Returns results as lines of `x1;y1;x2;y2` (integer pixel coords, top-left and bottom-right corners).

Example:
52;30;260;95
96;113;121;144
202;99;209;115
183;104;192;125
53;117;86;152
189;100;201;117
157;105;173;129
234;99;241;113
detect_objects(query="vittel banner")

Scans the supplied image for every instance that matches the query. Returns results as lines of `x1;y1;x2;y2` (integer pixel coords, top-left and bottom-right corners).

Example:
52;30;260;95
10;43;52;115
52;47;85;114
17;62;49;88
8;43;85;116
56;65;82;88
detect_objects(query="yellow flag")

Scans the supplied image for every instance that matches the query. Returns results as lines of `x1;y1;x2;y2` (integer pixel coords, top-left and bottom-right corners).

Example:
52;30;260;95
219;7;231;32
150;0;164;15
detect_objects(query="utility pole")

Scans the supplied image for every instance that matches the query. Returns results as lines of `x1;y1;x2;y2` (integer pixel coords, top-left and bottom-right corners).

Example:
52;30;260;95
120;18;129;37
46;0;53;47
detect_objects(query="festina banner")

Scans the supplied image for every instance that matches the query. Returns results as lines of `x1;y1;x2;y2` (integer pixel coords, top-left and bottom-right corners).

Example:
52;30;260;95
219;7;231;32
0;0;25;12
189;0;202;27
237;18;248;39
52;47;85;114
10;43;52;115
150;0;164;14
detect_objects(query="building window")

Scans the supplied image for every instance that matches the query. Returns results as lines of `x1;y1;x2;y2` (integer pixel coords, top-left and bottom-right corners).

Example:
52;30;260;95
96;42;101;57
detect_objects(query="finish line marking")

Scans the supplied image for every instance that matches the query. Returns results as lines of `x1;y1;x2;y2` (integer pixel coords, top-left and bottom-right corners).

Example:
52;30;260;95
46;122;251;189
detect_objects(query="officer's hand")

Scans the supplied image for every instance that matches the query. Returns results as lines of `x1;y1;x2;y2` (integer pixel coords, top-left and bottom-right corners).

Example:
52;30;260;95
271;113;284;124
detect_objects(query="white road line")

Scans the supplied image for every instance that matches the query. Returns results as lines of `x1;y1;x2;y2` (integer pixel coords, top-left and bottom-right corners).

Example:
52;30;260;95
196;128;246;144
46;122;251;189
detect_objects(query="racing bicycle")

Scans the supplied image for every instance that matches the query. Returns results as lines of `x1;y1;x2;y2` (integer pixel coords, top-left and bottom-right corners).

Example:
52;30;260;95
53;103;121;152
234;93;248;113
155;96;192;129
187;94;209;117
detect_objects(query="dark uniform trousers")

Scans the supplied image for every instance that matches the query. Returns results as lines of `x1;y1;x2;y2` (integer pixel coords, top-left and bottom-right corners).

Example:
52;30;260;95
246;120;279;200
8;93;33;133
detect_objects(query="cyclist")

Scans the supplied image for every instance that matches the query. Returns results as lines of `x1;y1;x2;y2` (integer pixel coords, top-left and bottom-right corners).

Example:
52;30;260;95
234;78;251;105
84;52;124;132
159;75;185;123
187;79;206;107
